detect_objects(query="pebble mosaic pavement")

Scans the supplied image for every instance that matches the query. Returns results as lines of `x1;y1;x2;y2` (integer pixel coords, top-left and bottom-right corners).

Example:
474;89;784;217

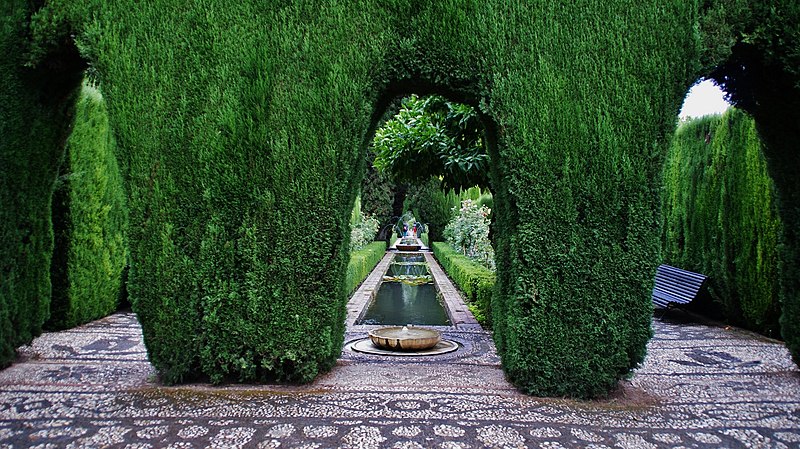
1;253;799;448
2;314;798;448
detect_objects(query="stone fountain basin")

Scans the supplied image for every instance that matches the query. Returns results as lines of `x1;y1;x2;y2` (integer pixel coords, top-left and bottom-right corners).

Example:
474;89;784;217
396;244;421;251
369;326;441;351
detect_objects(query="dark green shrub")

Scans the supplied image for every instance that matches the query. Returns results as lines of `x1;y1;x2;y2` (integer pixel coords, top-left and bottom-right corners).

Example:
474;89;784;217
476;192;493;211
47;82;128;330
345;241;387;296
0;2;84;367
433;242;494;328
663;109;781;336
361;151;395;232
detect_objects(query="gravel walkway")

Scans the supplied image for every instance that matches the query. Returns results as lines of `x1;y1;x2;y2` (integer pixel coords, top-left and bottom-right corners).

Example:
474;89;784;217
2;251;799;448
0;309;798;448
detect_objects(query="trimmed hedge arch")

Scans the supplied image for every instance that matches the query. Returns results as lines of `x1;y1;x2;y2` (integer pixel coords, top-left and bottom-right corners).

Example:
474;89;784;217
1;1;798;397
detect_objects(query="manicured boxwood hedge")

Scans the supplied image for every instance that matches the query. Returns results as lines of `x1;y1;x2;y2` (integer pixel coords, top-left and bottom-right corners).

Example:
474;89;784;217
47;82;128;330
345;241;387;296
662;109;781;337
3;1;798;395
432;242;494;327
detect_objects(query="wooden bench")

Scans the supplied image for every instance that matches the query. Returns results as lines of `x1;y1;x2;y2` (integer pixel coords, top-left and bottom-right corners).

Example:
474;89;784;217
652;264;708;309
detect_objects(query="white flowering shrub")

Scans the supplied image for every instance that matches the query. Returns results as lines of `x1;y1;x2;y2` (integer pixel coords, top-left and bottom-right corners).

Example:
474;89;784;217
444;199;495;271
350;211;380;252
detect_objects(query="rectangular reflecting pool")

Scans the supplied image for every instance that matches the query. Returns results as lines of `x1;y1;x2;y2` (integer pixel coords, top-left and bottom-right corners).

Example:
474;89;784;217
356;253;451;326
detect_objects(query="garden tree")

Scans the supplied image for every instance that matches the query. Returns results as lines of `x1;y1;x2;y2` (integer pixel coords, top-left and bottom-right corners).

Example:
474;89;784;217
48;82;128;330
2;0;799;397
373;94;490;193
403;177;462;242
360;152;394;237
373;94;490;241
361;96;404;237
663;109;781;337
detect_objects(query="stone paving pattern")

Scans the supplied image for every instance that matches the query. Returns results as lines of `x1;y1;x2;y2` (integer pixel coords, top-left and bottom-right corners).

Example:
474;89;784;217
1;311;798;448
1;250;799;448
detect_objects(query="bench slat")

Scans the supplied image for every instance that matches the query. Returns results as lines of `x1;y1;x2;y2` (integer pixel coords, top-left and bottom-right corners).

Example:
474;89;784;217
655;270;706;286
653;286;693;303
654;275;706;293
657;264;706;278
652;264;707;309
653;281;702;298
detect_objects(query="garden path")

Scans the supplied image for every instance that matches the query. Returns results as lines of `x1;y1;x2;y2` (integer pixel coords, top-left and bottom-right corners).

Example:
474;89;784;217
0;295;798;448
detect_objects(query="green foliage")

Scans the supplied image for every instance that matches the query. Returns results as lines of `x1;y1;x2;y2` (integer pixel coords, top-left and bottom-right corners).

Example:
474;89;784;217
345;241;387;296
360;152;395;230
663;109;781;336
349;195;362;227
350;208;380;252
47;82;128;330
476;192;493;211
432;242;494;328
704;1;800;106
419;233;430;248
0;2;83;367
373;94;490;192
444;199;495;271
483;1;697;398
10;0;798;396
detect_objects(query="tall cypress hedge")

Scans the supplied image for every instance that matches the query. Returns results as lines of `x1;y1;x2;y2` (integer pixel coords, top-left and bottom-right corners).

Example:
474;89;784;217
360;155;394;234
3;1;797;395
0;2;83;367
47;82;128;330
700;0;800;364
663;109;781;336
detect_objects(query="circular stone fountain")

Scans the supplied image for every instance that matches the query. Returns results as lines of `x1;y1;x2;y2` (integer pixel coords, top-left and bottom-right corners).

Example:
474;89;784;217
349;325;459;356
369;325;441;351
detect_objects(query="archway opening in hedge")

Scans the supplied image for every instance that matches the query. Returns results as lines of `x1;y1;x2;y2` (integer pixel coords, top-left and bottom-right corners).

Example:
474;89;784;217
663;77;784;338
361;90;497;247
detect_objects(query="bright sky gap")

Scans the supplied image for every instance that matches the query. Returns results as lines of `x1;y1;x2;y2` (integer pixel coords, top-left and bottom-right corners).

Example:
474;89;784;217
680;79;732;119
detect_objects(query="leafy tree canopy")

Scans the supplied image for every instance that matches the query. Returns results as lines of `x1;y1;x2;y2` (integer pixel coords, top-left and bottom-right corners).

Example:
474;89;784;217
372;95;490;192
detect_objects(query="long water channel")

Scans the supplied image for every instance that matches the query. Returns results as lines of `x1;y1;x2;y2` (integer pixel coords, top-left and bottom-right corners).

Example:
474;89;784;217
357;253;451;326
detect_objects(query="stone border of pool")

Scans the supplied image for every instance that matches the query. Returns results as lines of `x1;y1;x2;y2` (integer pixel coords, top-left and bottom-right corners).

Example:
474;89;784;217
423;252;482;329
345;251;394;328
345;250;481;330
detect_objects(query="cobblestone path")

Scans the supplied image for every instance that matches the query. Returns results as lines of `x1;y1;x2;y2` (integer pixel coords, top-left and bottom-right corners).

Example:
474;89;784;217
0;311;799;448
